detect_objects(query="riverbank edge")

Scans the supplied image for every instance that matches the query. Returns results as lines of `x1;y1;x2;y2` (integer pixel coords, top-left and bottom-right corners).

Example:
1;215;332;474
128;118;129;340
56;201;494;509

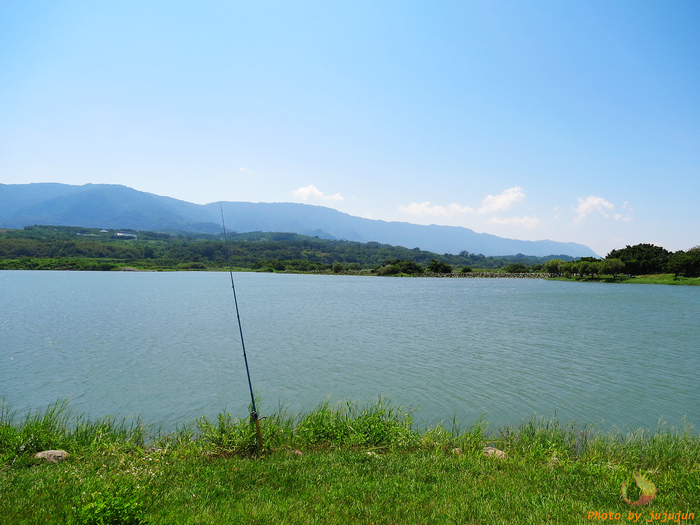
4;262;700;286
2;399;699;524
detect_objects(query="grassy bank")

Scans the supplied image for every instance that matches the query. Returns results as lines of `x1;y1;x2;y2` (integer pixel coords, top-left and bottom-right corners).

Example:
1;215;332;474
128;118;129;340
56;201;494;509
549;273;700;286
2;400;699;524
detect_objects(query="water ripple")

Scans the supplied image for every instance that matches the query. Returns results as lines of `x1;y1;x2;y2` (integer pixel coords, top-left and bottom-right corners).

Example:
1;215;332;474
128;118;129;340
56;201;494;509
1;271;698;431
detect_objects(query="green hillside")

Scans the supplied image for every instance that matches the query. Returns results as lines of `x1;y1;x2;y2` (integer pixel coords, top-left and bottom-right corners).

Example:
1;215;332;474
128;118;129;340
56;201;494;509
0;225;576;273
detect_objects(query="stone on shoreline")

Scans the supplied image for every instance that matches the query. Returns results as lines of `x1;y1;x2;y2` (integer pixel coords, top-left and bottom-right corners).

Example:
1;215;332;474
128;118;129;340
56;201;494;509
33;450;70;463
483;447;506;459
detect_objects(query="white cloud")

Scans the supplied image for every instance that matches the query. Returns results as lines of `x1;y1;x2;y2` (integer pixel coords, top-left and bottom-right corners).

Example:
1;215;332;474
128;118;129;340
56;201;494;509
488;216;541;228
292;184;343;202
574;195;631;224
477;186;525;214
398;201;475;217
399;186;527;219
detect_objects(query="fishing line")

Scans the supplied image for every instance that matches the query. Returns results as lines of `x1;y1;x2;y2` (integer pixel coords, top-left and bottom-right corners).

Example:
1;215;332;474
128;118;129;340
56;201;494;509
220;203;263;451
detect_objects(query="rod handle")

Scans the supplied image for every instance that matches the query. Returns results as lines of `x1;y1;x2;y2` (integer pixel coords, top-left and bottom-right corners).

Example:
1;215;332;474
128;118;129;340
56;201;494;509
253;416;263;452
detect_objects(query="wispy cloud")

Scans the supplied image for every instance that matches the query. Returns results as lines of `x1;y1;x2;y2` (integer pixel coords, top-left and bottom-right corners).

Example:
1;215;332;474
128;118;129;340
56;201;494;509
292;184;343;202
477;186;525;214
574;195;631;224
398;201;475;217
488;216;540;228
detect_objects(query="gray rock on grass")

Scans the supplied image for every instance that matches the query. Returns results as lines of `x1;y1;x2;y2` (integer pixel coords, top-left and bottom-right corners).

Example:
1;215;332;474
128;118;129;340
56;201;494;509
33;450;70;463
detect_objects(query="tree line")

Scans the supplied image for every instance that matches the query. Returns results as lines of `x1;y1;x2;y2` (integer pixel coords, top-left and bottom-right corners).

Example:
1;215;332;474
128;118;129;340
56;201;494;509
542;244;700;279
0;225;574;273
0;226;697;277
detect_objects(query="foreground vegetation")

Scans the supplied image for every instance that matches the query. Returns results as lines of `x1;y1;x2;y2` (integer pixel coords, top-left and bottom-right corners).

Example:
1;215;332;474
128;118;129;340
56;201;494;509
2;399;699;524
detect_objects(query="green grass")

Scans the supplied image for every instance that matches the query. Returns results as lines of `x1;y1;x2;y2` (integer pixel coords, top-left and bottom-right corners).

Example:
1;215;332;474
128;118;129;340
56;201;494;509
550;273;700;286
622;274;700;286
2;400;699;524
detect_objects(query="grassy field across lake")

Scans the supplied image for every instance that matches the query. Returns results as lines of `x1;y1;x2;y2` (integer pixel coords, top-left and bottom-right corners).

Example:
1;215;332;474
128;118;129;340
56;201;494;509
550;273;700;286
2;399;699;524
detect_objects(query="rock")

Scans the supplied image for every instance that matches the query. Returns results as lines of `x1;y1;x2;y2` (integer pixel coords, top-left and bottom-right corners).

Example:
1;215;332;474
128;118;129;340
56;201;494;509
34;450;70;463
483;447;506;459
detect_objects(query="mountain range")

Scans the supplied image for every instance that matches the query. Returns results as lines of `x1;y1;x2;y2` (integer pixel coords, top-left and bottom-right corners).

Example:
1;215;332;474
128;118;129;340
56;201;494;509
0;183;598;257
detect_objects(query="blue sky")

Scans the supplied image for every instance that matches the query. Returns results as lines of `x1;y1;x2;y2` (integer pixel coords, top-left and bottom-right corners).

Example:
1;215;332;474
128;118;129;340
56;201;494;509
2;1;699;256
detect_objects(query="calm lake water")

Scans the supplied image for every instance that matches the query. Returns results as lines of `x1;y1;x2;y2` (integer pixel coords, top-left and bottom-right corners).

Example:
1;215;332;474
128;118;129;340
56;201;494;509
2;270;699;433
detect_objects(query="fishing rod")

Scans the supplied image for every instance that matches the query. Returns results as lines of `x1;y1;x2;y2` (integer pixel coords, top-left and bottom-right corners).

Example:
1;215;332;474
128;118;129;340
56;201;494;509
220;203;263;452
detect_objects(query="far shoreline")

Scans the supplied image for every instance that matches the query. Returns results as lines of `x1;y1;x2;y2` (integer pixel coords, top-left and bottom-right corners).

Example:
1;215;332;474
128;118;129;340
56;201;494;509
3;265;699;285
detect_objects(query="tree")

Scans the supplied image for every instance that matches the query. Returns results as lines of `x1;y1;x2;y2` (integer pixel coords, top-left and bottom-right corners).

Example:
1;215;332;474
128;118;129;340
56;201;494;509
376;259;424;276
606;244;672;275
503;263;528;273
427;259;452;274
577;261;591;277
601;258;624;280
668;250;700;278
560;261;575;276
544;259;563;275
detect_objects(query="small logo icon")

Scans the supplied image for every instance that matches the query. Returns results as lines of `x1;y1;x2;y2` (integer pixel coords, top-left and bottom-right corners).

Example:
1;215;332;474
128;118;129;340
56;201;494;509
622;473;657;505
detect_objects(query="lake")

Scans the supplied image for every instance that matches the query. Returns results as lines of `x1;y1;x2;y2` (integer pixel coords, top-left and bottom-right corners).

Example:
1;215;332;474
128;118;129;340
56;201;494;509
1;270;699;433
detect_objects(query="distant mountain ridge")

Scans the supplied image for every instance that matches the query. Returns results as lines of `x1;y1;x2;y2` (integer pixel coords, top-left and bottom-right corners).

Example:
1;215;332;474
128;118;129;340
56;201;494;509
0;183;598;257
